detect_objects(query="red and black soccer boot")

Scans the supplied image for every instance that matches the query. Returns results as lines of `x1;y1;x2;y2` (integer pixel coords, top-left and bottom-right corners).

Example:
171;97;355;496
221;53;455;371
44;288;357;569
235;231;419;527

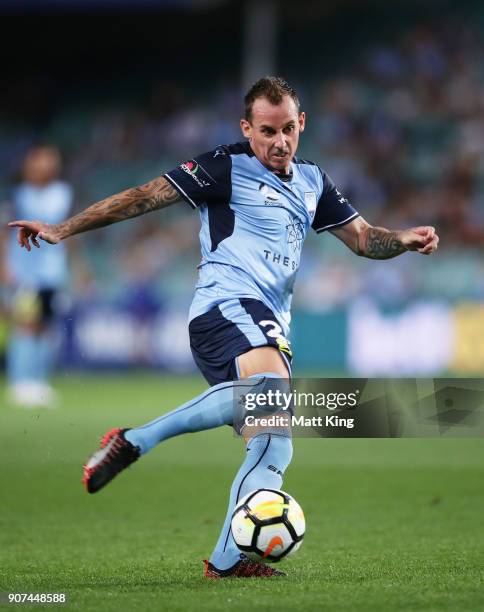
203;558;286;578
82;428;140;493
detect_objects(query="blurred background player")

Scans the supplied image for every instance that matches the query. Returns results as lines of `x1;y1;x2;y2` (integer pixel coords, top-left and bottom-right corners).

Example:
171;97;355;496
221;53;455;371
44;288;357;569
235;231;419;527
4;145;72;407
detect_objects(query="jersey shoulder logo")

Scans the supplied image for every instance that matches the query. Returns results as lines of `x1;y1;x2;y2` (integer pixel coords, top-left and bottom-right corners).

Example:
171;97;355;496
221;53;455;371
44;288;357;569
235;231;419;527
180;160;211;188
335;189;348;204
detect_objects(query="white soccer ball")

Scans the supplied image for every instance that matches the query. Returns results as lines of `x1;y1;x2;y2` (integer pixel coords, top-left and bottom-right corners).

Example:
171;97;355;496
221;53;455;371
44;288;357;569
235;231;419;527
231;488;305;562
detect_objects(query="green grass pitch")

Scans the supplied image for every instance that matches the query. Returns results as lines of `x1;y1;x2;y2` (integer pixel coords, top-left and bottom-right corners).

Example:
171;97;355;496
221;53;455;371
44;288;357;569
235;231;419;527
1;374;483;611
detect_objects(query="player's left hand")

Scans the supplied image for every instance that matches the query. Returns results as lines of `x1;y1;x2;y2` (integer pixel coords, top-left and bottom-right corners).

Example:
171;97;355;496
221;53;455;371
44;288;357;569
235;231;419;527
399;226;439;255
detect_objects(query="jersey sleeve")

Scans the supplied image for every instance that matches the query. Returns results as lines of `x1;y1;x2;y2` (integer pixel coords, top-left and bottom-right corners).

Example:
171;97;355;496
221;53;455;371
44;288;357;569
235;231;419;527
311;171;359;233
163;147;232;209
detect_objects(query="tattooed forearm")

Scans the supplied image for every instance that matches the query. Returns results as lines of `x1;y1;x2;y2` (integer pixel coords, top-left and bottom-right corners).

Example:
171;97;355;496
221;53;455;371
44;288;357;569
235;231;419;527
56;176;181;240
361;227;407;259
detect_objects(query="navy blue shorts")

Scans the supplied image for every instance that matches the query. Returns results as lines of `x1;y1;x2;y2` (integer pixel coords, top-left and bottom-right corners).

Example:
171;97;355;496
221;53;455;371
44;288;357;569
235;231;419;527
189;298;293;386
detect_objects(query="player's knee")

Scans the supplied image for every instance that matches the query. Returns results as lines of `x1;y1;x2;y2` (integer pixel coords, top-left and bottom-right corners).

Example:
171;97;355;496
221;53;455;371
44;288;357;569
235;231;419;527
247;373;291;415
239;374;292;440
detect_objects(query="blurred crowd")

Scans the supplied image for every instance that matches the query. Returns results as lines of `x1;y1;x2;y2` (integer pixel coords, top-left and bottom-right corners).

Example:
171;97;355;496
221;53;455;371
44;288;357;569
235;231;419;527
2;17;484;313
312;20;484;243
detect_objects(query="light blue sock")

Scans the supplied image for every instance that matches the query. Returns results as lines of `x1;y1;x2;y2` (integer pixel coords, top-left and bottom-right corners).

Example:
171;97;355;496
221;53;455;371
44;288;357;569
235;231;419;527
6;332;38;385
209;433;293;570
32;331;55;382
124;378;260;454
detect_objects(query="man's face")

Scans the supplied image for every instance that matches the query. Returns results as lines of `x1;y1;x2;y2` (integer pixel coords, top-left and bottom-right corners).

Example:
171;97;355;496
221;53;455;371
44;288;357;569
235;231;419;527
23;147;61;186
240;95;305;173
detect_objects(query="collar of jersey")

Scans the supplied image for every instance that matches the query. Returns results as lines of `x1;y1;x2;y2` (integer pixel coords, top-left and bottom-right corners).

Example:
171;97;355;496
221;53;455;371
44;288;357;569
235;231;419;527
273;171;293;182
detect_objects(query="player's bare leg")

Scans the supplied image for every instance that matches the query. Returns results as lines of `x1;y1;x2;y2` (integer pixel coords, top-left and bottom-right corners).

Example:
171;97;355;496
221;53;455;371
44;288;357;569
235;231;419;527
237;346;289;379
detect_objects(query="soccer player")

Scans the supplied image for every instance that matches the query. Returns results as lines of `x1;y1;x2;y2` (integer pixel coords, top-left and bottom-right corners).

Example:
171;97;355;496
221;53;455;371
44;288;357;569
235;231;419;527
9;77;439;577
4;145;72;406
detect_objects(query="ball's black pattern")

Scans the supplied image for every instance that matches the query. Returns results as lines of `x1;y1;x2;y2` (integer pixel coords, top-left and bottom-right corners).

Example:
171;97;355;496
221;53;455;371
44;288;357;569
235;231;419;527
231;488;304;562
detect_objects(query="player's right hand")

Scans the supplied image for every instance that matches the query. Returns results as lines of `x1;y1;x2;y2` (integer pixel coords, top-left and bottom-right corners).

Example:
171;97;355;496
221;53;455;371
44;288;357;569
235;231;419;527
7;220;62;251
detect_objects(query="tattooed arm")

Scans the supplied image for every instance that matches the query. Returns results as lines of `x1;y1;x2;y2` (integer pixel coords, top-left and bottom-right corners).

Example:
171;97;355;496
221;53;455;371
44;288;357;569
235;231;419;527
8;176;182;250
331;217;439;259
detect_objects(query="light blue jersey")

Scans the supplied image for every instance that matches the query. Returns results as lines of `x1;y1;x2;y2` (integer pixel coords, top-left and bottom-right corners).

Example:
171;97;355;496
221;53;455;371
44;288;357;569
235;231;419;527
165;142;358;333
8;181;73;289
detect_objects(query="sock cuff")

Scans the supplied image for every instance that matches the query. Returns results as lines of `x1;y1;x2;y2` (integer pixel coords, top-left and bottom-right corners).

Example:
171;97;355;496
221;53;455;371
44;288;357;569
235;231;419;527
246;431;293;449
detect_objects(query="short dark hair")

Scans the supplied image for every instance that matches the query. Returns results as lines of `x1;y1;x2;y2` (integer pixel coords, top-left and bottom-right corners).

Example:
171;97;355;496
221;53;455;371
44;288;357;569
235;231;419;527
244;76;300;121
